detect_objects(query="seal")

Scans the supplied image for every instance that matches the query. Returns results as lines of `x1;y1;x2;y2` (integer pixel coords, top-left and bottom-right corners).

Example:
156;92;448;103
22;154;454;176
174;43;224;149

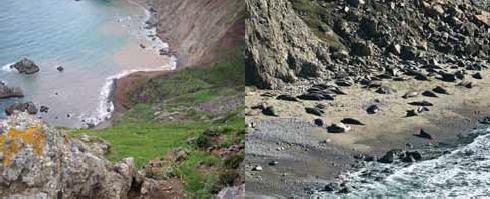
341;118;365;125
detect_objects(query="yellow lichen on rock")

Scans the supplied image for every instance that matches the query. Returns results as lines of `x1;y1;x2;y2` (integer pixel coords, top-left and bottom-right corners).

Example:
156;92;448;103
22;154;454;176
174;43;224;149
0;126;46;166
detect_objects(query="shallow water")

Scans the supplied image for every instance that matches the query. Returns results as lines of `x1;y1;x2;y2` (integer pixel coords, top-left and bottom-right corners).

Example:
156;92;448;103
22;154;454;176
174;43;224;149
313;126;490;198
0;0;173;127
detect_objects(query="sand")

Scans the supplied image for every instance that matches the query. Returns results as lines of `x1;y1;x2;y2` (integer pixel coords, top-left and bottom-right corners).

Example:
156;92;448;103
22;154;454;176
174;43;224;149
245;70;490;197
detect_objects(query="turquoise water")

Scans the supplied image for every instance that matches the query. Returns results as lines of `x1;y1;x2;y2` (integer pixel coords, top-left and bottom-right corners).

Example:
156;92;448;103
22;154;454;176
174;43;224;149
0;0;170;127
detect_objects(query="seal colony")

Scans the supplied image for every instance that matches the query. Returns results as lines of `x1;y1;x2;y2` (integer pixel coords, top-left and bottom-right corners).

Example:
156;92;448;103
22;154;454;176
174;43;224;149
245;0;490;197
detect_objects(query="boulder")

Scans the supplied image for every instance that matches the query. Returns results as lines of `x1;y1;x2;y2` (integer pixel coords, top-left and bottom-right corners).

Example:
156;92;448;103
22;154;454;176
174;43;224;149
0;113;136;198
0;84;24;99
11;58;40;74
5;102;38;116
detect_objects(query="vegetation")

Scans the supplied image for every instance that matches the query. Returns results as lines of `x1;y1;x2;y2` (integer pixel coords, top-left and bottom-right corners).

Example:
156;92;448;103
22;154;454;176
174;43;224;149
289;0;345;50
70;46;245;197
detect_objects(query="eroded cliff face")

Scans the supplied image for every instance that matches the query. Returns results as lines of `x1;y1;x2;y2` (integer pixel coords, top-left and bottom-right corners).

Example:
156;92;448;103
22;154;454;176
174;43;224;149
0;113;136;198
245;0;332;89
246;0;490;89
147;0;245;67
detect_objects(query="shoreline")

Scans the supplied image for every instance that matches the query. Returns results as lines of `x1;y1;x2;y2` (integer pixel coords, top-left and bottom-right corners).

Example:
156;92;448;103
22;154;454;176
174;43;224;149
92;0;177;128
245;69;490;197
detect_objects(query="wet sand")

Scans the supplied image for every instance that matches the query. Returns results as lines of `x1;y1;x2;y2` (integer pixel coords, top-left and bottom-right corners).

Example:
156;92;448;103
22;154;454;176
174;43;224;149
245;70;490;197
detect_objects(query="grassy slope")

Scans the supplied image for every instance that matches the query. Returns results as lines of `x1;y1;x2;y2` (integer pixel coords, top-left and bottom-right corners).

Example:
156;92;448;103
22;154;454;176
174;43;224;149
71;47;244;198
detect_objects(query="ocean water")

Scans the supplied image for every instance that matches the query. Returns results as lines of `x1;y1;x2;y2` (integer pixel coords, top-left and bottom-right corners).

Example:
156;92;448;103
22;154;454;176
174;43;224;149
0;0;174;127
313;126;490;198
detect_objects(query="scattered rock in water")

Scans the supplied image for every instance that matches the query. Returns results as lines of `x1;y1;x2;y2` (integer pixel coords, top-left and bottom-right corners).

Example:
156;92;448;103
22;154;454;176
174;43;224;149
314;118;324;127
472;72;483;79
432;86;449;95
366;104;379;114
139;44;146;49
5;102;38;115
327;123;351;133
340;118;364;125
414;129;433;140
402;91;419;99
276;94;298;102
0;84;24;99
401;151;422;162
408;100;433;106
262;106;278;117
378;149;402;164
305;107;324;116
40;106;49;113
421;90;438;98
11;58;40;74
56;66;64;72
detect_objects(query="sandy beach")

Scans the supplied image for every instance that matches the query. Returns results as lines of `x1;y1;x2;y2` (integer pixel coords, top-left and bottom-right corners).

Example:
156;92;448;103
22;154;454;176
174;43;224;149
245;68;490;197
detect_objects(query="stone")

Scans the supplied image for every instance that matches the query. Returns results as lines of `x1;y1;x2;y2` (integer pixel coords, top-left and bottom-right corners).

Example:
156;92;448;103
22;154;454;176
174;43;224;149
11;58;40;74
5;102;38;116
378;149;402;164
327;123;351;133
0;84;24;99
40;106;49;113
56;66;64;72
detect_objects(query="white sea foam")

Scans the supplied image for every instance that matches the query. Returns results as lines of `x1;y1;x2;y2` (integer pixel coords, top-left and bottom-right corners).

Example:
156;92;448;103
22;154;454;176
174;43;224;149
82;0;177;127
1;62;15;72
313;127;490;198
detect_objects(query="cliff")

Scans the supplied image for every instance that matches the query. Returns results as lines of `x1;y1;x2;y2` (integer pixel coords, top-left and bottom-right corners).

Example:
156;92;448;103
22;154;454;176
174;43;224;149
246;0;490;89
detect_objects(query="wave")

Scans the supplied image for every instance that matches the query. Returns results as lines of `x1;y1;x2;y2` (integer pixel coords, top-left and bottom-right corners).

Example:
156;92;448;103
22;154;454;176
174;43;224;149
1;62;15;72
83;59;176;127
313;126;490;198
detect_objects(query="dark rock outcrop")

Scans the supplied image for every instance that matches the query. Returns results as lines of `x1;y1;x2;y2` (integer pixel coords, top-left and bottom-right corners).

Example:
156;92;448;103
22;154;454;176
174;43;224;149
0;83;24;99
11;58;40;74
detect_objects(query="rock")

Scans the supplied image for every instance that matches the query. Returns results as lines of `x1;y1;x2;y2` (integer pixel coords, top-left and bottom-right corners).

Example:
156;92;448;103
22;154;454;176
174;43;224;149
472;72;483;79
5;102;38;116
11;58;40;74
314;118;324;127
387;43;401;55
366;104;379;114
401;151;422;162
262;106;278;116
0;84;24;99
352;41;373;57
327;123;351;133
475;11;490;27
400;45;418;60
415;129;433;140
421;90;438;98
0;113;136;198
432;86;449;95
40;106;49;113
378;149;402;163
276;94;298;101
479;116;490;124
140;44;146;49
408;101;433;106
305;107;324;116
402;91;419;99
346;0;365;7
340;118;364;125
56;66;64;72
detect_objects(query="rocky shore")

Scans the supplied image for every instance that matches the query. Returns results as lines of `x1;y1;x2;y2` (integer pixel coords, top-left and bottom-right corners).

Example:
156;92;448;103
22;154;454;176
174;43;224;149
245;0;490;197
